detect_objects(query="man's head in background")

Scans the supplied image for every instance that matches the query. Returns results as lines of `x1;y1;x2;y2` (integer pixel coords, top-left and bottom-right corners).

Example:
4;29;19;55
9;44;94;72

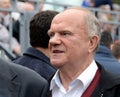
30;10;59;49
100;30;113;49
0;0;11;15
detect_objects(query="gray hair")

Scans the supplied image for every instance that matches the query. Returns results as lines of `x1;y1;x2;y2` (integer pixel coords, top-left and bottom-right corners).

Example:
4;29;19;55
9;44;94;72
83;10;102;51
85;12;101;38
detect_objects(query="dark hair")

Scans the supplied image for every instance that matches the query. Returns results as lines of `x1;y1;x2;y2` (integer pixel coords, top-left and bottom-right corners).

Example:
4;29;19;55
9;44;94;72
100;31;113;48
30;10;58;48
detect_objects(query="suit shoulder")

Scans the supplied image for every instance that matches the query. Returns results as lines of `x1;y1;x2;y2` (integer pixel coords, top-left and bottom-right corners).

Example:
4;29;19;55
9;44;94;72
8;60;48;84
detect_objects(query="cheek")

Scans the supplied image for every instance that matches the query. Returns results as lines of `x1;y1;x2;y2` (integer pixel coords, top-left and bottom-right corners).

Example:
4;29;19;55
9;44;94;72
67;41;81;57
70;40;89;54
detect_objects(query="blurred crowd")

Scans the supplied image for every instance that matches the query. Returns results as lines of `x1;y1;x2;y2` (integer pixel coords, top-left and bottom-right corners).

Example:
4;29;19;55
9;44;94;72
0;0;35;56
0;0;120;58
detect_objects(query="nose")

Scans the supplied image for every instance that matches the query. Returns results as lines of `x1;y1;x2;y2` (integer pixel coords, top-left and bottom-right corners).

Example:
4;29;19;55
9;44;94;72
49;34;61;47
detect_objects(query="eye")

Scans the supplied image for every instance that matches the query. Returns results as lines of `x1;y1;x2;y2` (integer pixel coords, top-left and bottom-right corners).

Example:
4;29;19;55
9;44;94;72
48;32;55;38
61;31;70;36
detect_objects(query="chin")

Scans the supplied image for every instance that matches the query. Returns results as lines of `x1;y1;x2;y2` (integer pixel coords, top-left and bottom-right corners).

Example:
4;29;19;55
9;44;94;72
51;60;63;68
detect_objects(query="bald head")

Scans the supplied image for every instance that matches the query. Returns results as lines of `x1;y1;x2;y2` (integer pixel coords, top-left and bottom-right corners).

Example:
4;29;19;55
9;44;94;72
52;8;87;26
51;7;101;38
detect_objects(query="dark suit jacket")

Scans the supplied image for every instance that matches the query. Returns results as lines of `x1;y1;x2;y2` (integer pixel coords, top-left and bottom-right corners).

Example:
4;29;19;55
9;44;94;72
92;62;120;97
13;47;56;81
49;62;120;97
0;58;49;97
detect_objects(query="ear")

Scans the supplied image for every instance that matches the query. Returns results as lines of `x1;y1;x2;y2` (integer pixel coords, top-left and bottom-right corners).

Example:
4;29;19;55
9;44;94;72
88;35;99;53
110;44;113;50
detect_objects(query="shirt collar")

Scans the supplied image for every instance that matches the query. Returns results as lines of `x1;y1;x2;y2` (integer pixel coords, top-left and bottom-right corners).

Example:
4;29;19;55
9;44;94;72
77;60;98;90
50;60;98;91
50;70;60;90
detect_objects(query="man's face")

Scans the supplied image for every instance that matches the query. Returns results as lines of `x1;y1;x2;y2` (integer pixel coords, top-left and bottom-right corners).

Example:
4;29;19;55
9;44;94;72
0;0;11;15
0;0;11;9
48;10;91;69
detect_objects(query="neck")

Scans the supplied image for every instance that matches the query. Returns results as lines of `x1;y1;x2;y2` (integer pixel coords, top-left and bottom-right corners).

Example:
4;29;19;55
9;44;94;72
59;69;82;91
36;47;50;58
59;57;93;91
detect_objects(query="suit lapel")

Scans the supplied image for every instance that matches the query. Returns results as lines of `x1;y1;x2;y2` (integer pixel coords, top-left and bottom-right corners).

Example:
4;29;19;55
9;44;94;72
8;81;20;97
92;62;120;97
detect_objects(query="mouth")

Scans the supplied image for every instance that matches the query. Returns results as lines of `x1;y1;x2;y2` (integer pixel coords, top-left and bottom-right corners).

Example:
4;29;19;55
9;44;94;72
52;50;64;53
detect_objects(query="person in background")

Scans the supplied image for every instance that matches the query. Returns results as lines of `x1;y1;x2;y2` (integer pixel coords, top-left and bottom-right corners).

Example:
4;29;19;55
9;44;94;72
48;7;120;97
17;0;34;11
113;3;120;43
95;31;120;74
82;0;91;7
0;0;11;29
0;58;49;97
91;0;113;10
0;0;34;43
12;0;35;42
0;0;21;55
111;42;120;62
0;22;21;56
13;10;58;81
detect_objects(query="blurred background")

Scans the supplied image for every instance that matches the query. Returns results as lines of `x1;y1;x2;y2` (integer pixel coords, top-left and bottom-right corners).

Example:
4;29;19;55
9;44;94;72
0;0;120;61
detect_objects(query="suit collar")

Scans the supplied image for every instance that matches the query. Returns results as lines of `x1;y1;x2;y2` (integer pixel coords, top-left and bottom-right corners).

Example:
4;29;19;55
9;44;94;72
92;61;120;96
24;47;50;64
98;62;120;90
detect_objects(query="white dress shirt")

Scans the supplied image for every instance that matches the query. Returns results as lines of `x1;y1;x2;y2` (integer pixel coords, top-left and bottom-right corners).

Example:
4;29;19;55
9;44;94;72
50;60;98;97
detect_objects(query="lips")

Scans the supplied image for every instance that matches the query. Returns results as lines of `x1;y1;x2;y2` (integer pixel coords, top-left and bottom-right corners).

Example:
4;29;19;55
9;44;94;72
52;50;64;53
